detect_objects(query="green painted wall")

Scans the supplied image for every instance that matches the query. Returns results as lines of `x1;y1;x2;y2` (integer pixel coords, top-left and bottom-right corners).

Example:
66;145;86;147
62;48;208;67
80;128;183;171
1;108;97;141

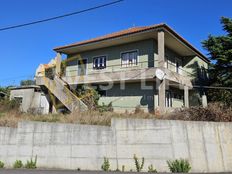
183;55;209;79
98;82;155;112
63;38;209;111
65;39;155;77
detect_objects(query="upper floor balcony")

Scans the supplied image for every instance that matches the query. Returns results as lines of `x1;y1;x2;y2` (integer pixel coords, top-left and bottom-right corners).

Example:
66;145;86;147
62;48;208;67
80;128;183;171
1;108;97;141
61;59;193;87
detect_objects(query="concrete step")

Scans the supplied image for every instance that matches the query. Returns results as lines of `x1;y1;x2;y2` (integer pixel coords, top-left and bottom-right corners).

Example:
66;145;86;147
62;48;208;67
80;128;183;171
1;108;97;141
36;76;88;112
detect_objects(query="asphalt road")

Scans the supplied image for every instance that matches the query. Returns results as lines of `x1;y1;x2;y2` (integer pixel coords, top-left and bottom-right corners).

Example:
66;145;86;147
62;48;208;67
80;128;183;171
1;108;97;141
0;170;92;174
0;169;231;174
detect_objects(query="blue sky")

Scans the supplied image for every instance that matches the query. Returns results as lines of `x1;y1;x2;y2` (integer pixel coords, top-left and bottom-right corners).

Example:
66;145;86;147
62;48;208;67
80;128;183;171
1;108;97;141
0;0;231;86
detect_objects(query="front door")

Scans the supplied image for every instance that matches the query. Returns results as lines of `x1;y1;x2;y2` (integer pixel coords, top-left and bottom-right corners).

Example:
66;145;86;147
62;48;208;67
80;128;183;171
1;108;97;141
77;59;87;76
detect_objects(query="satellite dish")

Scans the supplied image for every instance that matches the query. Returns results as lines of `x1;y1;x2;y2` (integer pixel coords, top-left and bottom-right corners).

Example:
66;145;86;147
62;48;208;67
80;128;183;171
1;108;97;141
156;69;166;80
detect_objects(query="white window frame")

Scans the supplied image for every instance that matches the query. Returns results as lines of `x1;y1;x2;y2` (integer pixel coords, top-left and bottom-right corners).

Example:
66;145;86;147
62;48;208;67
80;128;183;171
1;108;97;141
120;50;139;67
92;55;107;70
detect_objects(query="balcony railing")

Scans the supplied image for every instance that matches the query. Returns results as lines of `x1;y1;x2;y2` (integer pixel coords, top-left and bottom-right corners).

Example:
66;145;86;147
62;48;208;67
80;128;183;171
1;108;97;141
64;59;194;78
65;60;157;77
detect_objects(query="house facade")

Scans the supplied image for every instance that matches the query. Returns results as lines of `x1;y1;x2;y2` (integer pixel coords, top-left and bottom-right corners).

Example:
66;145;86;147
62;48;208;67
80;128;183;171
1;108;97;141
36;23;209;113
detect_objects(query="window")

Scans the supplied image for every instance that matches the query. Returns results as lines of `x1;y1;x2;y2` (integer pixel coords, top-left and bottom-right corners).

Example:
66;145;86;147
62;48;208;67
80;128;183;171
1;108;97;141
121;50;138;67
175;58;182;74
14;97;23;105
93;56;106;69
201;66;207;79
165;91;172;107
77;59;87;76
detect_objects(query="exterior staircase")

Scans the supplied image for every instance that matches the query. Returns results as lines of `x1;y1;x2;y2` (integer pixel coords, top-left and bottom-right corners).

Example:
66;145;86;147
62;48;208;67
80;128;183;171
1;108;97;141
36;75;88;112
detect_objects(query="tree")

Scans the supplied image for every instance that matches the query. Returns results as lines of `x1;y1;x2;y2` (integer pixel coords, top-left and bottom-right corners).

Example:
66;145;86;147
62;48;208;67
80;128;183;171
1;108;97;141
202;17;232;106
20;80;35;86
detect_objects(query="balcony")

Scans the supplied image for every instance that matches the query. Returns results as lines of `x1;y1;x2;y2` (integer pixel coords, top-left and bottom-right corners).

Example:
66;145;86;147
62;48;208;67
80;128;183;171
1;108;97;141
61;60;192;87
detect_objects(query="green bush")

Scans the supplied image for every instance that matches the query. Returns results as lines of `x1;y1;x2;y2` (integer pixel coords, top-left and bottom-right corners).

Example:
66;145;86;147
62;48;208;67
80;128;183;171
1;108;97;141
76;85;100;110
0;98;20;112
13;160;23;168
25;156;37;169
45;67;55;79
133;154;144;172
101;157;110;171
98;102;113;113
167;159;191;173
0;161;4;168
122;165;125;172
148;164;157;173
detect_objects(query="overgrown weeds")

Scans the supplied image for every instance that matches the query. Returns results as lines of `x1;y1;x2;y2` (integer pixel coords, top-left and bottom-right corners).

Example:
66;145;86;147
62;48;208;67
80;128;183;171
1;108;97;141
167;159;191;173
0;161;4;168
0;106;155;128
133;154;144;172
101;157;110;171
13;160;23;168
162;102;232;122
25;156;37;169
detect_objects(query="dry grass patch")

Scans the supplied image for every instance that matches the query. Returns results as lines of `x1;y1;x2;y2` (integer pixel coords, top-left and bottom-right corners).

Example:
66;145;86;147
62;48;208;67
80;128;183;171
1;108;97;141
162;102;232;122
0;106;156;128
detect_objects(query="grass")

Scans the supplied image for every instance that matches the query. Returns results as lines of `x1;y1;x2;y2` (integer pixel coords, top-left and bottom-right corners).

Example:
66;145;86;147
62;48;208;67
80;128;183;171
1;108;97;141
1;99;231;128
0;104;156;128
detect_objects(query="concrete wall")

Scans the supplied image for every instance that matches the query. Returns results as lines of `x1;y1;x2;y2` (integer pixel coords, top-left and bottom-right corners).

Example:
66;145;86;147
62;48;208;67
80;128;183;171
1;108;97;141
0;119;232;172
10;88;49;114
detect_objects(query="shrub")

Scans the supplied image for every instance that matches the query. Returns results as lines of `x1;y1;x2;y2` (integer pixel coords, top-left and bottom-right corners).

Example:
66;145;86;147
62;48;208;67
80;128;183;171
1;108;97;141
45;67;55;79
101;157;110;171
164;102;232;122
133;154;144;172
0;99;20;112
25;156;37;169
13;160;23;168
134;105;144;114
76;85;100;110
98;102;113;113
0;161;4;168
148;164;157;173
167;159;191;173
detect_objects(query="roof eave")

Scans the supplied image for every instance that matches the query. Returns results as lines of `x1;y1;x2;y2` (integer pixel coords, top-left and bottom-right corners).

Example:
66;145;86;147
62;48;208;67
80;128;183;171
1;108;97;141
54;24;210;63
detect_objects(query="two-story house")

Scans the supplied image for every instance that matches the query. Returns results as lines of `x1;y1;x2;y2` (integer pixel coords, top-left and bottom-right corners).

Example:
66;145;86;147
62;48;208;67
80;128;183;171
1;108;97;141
35;23;209;114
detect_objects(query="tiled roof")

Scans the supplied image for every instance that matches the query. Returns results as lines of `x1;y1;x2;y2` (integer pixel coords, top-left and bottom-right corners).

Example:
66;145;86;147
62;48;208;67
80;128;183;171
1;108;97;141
54;23;164;51
53;23;209;62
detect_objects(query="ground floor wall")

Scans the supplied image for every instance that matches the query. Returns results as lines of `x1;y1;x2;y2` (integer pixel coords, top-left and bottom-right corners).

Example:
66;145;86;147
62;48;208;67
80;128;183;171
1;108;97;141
0;119;231;172
97;82;202;113
98;82;155;112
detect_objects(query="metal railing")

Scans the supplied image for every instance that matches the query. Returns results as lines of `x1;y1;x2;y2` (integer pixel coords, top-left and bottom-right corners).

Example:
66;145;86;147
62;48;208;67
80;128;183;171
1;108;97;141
166;61;194;77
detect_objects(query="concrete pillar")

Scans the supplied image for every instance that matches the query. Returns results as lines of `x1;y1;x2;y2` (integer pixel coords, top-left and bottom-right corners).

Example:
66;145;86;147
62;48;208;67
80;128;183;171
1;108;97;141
154;94;159;109
202;94;208;108
158;29;165;67
159;79;166;113
184;86;189;108
56;52;62;76
157;29;166;113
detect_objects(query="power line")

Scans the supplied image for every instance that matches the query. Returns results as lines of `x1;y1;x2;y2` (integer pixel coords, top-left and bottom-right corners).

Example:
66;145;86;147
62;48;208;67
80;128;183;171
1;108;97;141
0;0;124;32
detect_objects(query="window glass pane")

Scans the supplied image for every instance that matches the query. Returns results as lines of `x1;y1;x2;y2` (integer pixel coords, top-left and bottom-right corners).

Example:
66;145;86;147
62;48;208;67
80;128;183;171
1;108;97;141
121;51;138;67
93;56;106;69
